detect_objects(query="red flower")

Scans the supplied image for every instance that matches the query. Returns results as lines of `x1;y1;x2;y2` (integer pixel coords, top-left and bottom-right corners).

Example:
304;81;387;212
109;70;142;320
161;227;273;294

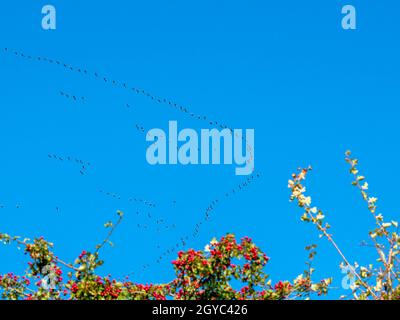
78;250;87;259
71;283;78;293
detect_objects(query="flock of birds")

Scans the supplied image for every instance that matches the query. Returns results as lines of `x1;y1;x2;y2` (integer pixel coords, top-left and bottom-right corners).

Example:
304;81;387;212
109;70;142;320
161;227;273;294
4;47;227;125
59;91;86;103
0;203;23;209
99;189;156;208
3;46;260;274
47;154;90;175
153;171;262;265
134;123;146;134
5;47;254;164
98;190;178;235
4;48;253;144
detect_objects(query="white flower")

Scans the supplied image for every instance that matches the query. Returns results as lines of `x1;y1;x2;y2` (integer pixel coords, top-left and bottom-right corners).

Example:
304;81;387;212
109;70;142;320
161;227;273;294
368;197;378;204
303;196;312;206
310;207;317;214
210;237;218;246
361;182;369;190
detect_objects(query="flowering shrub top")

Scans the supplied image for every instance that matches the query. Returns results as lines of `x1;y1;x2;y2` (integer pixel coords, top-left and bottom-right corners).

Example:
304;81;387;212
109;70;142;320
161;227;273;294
0;227;330;300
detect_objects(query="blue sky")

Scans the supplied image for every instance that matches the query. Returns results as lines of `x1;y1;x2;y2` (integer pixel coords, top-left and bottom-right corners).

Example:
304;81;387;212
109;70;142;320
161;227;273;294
1;0;400;299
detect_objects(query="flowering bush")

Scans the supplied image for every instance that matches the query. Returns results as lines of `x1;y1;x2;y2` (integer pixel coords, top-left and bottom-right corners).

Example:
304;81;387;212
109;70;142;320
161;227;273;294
288;151;400;300
0;229;329;300
0;212;330;300
1;151;399;300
